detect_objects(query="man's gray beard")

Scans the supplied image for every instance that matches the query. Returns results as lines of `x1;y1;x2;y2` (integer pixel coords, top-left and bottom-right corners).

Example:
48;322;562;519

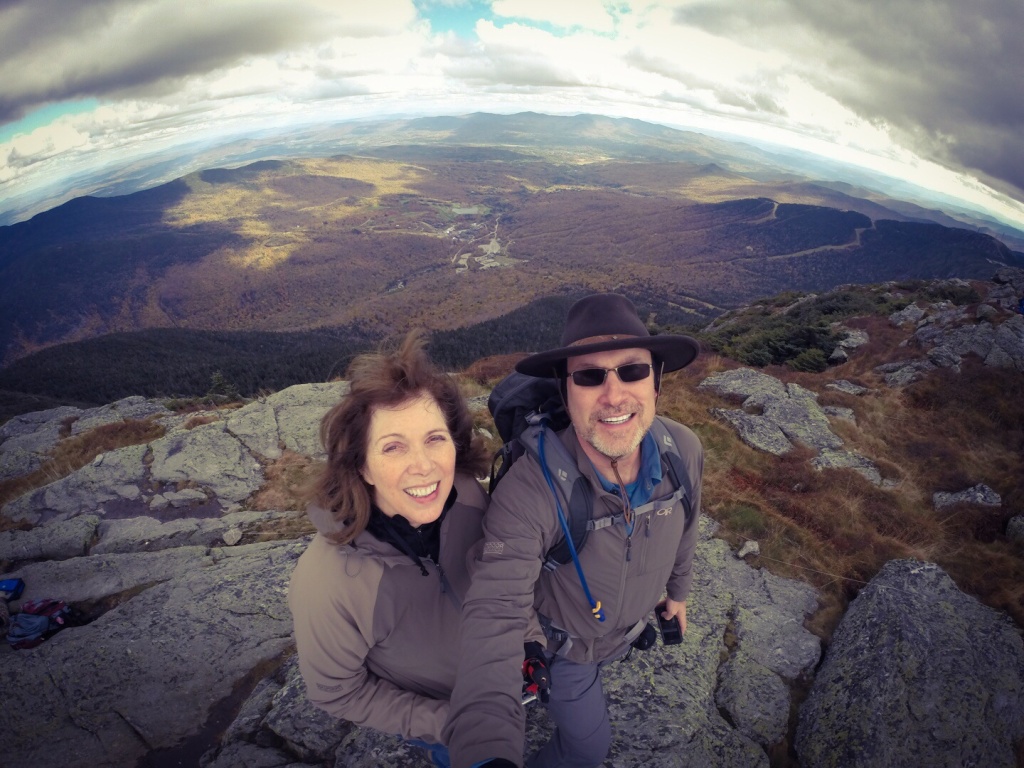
582;405;653;460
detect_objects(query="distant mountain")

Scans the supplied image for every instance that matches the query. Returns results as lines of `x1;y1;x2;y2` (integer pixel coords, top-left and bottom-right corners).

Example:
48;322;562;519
1;112;1022;368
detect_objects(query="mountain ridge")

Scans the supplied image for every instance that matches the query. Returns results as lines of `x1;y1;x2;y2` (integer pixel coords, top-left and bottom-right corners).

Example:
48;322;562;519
2;113;1023;367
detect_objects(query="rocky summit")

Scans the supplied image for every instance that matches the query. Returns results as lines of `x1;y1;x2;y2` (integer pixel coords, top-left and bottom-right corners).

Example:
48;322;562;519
1;370;1022;766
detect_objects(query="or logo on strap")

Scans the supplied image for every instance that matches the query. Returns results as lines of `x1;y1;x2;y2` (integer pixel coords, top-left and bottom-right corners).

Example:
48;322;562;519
656;506;674;516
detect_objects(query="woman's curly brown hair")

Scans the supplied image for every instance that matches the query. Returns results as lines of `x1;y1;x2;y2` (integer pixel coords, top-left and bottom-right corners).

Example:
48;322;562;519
311;330;488;544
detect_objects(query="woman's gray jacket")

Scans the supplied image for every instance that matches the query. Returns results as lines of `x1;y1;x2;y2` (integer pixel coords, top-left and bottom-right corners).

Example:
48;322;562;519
289;472;487;744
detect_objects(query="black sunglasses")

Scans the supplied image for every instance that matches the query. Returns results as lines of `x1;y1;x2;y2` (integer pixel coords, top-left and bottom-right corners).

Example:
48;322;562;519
568;363;653;387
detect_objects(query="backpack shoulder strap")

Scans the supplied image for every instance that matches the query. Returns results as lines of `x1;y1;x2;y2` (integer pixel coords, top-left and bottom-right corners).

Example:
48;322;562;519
647;418;694;521
517;425;594;569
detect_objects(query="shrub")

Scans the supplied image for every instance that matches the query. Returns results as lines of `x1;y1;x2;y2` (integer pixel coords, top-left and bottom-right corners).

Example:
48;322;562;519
788;348;828;372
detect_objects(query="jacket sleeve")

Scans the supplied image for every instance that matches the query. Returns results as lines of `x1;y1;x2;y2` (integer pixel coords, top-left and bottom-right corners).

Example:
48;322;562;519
444;459;557;768
665;423;704;603
289;537;449;743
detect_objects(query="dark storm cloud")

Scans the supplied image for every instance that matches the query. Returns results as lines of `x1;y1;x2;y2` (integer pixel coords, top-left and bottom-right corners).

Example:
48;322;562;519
676;0;1024;197
0;0;373;123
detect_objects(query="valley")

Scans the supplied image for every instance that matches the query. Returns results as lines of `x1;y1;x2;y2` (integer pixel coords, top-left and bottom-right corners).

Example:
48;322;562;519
1;113;1022;372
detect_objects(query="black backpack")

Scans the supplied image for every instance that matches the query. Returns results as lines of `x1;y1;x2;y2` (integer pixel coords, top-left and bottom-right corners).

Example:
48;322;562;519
487;371;692;568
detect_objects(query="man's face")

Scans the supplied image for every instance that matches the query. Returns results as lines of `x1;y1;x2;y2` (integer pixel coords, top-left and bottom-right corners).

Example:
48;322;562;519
566;346;657;464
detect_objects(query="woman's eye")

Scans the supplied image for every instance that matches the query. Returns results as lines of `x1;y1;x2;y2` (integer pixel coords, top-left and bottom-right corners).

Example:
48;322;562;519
428;433;449;444
382;443;404;454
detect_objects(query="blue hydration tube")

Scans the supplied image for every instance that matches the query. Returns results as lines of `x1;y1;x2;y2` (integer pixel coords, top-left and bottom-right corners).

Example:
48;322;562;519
537;427;605;622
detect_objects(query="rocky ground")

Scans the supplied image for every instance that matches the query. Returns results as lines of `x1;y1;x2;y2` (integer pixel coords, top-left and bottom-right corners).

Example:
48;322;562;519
2;271;1024;767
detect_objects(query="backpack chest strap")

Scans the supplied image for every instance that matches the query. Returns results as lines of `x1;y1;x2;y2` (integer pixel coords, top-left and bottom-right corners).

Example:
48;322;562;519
587;485;689;532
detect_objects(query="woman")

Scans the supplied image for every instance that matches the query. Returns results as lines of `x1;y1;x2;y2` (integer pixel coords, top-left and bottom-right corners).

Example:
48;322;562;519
289;331;489;765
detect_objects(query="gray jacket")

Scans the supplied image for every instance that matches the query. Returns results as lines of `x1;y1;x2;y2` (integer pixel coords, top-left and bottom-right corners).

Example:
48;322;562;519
289;472;488;744
445;417;703;766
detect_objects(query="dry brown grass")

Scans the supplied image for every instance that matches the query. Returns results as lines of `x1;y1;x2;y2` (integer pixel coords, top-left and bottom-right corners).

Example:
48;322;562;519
183;414;222;430
657;359;1024;641
249;451;322;512
0;418;166;523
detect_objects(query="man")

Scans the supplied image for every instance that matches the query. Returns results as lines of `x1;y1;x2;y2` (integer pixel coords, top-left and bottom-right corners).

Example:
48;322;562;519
445;293;704;768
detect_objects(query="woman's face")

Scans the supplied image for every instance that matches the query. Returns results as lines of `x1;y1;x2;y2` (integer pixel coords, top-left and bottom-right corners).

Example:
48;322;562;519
361;393;457;527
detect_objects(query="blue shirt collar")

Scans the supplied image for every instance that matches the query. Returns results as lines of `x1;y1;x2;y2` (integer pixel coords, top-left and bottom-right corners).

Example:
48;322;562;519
594;430;663;508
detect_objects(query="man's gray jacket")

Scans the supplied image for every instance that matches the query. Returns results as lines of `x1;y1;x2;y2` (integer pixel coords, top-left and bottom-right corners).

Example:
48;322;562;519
445;417;703;766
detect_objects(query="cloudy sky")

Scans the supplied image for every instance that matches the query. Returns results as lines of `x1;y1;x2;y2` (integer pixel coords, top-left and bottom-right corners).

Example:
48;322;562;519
2;0;1022;230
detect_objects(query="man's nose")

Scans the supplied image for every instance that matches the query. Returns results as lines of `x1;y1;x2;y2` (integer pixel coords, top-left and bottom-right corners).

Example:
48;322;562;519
599;369;629;401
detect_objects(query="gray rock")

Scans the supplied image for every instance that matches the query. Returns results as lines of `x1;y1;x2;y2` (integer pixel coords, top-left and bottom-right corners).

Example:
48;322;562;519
91;509;293;555
0;405;83;481
888;304;925;326
977;303;999;321
716;654;791;746
933;483;1002;510
827;346;848;364
988;283;1019;309
2;443;151;524
993;266;1024;292
0;445;47;483
262;657;348;762
704;370;850;458
737;540;760;559
875;359;936;387
698;368;788;403
927;344;962;370
711;408;794;456
150;421;263;504
986;314;1024;371
1007;516;1024;543
7;545;211;605
763;393;843;452
837;329;869;349
822;405;855;422
811;449;883;486
71;396;172;435
923;322;995;359
2;539;304;768
796;559;1024;768
0;514;100;565
225;382;347;461
0;405;82;441
826;380;868;396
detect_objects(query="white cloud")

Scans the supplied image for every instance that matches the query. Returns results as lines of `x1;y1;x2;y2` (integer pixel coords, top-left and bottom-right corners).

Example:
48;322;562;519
1;0;1022;230
492;0;615;32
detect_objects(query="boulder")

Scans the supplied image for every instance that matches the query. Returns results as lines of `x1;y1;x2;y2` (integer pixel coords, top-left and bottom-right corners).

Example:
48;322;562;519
1007;516;1024;543
149;422;264;505
810;448;883;486
226;383;348;461
826;380;868;396
697;368;788;404
2;443;151;524
933;483;1002;510
0;514;100;565
70;396;172;435
0;405;83;481
874;359;936;387
888;304;926;326
986;314;1024;371
1;539;303;768
2;384;348;527
796;559;1024;768
702;369;882;484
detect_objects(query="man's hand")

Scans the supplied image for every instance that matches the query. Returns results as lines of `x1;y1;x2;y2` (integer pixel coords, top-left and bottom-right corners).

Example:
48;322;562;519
661;598;687;634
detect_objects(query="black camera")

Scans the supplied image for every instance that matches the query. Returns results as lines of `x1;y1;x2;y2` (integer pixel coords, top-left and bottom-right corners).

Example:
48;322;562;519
655;603;683;645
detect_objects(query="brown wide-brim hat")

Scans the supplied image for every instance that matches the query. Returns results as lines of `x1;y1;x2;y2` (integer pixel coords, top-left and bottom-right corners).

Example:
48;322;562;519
515;293;700;378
